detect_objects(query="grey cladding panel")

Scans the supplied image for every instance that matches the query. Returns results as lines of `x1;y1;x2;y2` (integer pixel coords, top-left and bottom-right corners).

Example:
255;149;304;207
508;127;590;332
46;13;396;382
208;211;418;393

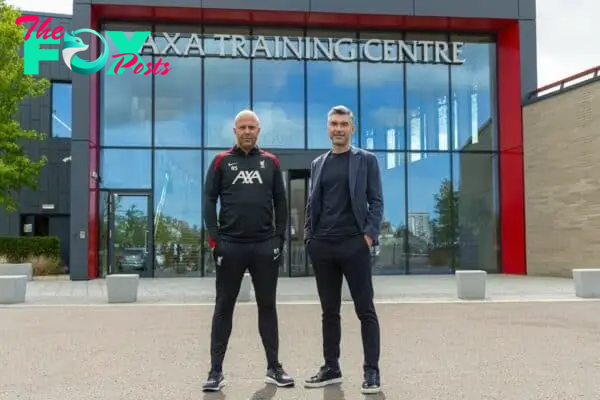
40;104;51;136
0;209;19;235
19;104;32;130
415;0;519;19
519;20;537;98
12;137;71;215
69;5;90;279
518;0;535;19
30;97;41;121
68;140;90;280
71;4;90;143
310;0;412;15
202;0;307;11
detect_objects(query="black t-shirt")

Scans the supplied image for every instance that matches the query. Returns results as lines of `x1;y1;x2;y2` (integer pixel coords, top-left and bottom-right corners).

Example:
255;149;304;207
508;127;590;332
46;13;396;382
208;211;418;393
313;150;361;239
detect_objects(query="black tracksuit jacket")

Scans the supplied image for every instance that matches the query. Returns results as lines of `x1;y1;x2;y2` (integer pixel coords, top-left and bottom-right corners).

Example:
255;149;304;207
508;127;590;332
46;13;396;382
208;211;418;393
203;145;287;247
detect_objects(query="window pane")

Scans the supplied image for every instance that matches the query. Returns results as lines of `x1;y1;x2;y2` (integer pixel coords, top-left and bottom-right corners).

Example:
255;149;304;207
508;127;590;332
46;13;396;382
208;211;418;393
202;149;228;276
451;36;496;150
406;152;453;274
100;149;151;189
153;150;203;277
252;29;304;148
307;31;358;149
101;31;152;147
52;82;72;138
373;151;407;275
154;34;202;147
203;26;250;55
405;33;451;152
203;57;250;147
203;28;250;148
453;152;499;272
359;33;404;150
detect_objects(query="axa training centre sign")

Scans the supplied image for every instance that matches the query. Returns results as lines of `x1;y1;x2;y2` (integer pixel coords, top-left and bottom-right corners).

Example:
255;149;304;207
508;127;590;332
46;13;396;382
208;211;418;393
139;33;466;64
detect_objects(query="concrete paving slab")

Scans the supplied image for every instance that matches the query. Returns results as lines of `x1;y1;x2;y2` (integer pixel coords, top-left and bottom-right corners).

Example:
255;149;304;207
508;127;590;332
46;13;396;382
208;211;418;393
1;302;600;399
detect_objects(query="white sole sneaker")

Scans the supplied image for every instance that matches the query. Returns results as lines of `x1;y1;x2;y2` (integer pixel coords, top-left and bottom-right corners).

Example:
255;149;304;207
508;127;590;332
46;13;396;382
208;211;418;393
202;380;226;392
361;386;381;394
264;376;295;387
304;378;343;388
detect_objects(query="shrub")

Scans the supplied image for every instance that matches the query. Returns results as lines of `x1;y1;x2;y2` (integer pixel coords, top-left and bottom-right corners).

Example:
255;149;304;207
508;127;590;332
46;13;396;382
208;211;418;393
0;236;60;262
28;255;64;276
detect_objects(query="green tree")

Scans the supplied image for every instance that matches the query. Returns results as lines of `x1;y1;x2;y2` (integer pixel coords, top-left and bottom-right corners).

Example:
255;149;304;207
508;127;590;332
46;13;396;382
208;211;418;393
115;205;148;247
0;3;50;212
431;178;458;248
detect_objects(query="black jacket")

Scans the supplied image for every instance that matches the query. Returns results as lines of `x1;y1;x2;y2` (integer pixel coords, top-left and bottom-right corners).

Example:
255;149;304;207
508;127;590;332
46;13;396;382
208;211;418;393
203;145;287;247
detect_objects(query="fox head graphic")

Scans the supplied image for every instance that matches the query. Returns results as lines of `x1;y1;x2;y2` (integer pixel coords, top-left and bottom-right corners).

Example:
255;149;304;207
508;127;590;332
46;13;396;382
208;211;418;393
61;31;89;71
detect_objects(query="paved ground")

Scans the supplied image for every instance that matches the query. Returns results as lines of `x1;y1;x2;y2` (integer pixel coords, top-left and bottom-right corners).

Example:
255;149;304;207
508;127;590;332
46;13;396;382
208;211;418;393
1;301;600;399
18;275;581;304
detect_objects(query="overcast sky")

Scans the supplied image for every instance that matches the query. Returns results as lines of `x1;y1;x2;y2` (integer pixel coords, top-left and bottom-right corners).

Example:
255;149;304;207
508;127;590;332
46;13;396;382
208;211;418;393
7;0;596;88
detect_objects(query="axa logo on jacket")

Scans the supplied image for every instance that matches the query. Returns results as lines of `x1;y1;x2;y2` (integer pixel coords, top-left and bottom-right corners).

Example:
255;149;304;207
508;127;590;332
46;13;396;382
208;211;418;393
232;170;263;185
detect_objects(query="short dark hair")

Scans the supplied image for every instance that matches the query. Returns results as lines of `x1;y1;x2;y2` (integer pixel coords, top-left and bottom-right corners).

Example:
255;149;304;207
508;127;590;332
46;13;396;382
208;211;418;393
327;105;354;122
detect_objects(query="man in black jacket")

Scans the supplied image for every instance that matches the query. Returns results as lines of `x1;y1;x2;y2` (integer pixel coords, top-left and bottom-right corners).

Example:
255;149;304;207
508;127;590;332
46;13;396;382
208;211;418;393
303;105;384;395
202;109;294;392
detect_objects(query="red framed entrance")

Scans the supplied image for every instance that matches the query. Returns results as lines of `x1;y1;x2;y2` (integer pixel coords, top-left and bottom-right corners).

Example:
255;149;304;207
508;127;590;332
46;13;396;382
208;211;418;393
86;6;526;278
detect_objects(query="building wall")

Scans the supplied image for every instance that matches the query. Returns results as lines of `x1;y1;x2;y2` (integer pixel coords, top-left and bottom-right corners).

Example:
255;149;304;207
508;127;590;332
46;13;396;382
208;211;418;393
0;12;73;264
68;0;535;279
523;79;600;277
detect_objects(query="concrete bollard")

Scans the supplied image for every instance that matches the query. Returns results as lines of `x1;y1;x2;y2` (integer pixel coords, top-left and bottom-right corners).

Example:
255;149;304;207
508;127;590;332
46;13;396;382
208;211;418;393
455;270;487;300
106;274;139;303
0;275;28;304
572;269;600;298
0;263;33;281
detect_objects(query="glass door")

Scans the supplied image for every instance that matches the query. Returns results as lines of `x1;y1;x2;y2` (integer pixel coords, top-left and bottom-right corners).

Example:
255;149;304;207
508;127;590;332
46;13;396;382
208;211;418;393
283;170;311;277
107;191;154;278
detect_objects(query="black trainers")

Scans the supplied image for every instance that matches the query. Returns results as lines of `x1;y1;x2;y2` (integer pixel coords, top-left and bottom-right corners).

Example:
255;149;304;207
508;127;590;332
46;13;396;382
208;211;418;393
202;369;225;392
265;364;295;387
304;365;343;388
361;368;381;394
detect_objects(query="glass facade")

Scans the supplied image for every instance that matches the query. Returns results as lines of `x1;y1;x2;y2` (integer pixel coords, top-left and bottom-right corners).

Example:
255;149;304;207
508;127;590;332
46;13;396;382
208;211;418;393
98;26;499;277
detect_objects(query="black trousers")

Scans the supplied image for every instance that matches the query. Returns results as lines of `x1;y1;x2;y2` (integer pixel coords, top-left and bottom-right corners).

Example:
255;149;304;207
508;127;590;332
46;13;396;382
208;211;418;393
307;235;381;373
210;238;280;371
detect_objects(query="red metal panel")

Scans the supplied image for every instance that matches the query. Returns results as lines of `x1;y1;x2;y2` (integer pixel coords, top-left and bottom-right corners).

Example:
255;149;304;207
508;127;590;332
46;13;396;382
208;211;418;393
92;5;515;30
497;21;526;275
87;5;525;277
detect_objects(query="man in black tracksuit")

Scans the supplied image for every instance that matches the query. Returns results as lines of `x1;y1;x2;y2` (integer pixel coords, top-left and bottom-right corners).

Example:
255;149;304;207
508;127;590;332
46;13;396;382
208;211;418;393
201;110;294;392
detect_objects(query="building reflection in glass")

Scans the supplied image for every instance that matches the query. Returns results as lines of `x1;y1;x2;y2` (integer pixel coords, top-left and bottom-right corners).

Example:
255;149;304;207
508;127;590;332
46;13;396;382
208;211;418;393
97;26;499;276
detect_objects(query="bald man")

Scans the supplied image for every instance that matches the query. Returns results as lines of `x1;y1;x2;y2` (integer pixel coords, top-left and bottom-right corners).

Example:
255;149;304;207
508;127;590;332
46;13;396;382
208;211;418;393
202;110;293;392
